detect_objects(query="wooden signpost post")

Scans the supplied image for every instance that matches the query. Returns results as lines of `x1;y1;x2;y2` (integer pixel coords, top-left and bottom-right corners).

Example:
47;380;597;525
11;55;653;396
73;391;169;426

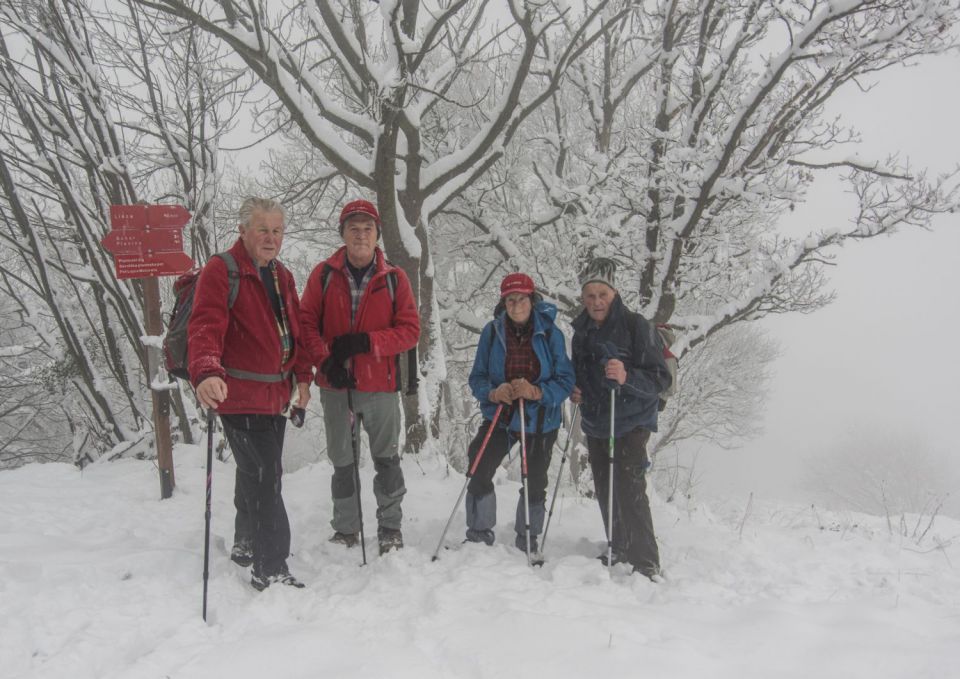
102;205;194;499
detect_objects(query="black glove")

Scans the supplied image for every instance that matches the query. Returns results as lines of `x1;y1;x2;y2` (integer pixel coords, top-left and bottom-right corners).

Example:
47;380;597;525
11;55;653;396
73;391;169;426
321;357;357;390
330;333;370;363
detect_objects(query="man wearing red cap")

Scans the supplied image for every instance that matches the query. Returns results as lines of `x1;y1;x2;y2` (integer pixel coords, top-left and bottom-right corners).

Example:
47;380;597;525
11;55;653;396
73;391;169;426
299;199;420;555
465;272;574;553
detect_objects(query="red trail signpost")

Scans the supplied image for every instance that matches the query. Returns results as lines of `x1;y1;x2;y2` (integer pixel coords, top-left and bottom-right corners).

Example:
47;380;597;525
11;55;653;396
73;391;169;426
103;204;195;499
103;205;194;279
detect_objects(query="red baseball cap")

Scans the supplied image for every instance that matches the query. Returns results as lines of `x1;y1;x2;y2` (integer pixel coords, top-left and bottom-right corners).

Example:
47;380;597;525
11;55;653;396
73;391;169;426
339;199;381;233
500;272;535;297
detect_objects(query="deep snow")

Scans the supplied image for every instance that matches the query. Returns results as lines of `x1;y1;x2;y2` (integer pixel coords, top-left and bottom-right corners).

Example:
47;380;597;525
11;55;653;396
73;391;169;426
1;447;958;679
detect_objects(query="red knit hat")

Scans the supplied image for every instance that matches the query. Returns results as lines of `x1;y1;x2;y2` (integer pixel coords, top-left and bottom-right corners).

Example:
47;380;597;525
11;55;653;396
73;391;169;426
500;272;535;297
339;199;381;234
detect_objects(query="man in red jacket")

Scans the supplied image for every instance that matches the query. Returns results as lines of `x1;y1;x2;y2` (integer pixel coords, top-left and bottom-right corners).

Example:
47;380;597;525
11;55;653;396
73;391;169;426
189;197;313;591
299;199;420;555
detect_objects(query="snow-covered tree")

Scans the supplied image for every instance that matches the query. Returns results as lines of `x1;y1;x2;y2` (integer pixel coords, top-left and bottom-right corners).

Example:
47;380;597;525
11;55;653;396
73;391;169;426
3;0;957;472
440;0;958;452
139;0;624;453
652;322;780;456
0;0;243;462
0;291;73;469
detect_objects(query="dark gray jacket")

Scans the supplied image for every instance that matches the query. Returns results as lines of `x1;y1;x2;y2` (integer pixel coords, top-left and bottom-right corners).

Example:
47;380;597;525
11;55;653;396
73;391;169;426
571;295;672;438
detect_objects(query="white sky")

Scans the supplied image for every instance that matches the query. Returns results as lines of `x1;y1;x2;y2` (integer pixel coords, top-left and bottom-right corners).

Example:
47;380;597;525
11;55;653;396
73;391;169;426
694;53;960;511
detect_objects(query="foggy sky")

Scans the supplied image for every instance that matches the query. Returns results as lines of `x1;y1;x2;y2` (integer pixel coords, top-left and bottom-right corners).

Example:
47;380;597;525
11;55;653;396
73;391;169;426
692;53;960;516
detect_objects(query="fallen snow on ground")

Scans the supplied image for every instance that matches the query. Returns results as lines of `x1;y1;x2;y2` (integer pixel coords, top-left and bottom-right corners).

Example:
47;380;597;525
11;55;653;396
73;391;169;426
1;448;958;679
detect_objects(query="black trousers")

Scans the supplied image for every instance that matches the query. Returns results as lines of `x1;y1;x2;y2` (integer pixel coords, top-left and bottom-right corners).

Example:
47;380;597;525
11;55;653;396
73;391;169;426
466;420;558;504
221;414;291;576
587;427;659;573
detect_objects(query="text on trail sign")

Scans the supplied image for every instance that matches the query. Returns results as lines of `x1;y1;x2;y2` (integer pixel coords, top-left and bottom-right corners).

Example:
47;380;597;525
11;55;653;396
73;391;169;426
103;204;194;279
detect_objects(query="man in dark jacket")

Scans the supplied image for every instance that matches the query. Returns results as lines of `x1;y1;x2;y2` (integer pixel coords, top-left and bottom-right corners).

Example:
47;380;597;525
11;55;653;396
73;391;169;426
299;199;420;556
570;257;672;580
189;197;313;591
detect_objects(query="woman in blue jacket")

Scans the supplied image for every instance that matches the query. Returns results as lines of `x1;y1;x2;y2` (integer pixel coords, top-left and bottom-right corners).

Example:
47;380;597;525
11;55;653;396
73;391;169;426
465;272;575;553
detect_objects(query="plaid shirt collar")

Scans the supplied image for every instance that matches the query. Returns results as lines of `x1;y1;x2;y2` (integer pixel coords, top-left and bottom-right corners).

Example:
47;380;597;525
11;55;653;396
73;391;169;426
344;258;375;323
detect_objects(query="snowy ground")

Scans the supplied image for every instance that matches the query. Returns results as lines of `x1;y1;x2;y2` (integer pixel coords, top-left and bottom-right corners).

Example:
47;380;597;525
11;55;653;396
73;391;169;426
2;448;958;679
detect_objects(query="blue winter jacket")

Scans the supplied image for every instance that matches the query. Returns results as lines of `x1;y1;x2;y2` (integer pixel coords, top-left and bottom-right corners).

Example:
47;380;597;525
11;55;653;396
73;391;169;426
469;302;575;434
571;294;672;438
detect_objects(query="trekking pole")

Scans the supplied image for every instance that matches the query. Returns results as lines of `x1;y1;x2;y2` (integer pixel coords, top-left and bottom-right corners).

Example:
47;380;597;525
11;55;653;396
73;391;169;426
431;404;504;561
539;403;580;555
347;388;367;566
202;408;215;622
606;387;617;576
518;399;533;566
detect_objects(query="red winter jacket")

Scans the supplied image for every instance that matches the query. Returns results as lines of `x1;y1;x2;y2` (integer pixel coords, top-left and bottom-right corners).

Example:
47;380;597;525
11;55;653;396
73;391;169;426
187;239;313;415
299;246;420;392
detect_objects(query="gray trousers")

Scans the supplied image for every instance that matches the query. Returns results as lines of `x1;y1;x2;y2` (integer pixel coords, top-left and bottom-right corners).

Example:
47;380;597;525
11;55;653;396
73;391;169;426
320;388;405;533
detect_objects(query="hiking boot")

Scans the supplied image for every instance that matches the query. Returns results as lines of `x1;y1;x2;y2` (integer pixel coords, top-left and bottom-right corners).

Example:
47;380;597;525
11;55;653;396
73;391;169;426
329;531;359;548
230;540;254;568
597;551;628;567
377;527;403;555
514;533;539;554
250;567;306;592
633;565;664;583
465;528;495;546
276;571;306;588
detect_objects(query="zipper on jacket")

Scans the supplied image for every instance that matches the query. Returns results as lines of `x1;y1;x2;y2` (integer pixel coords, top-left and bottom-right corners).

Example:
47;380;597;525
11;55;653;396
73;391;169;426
352;270;388;330
247;267;285;373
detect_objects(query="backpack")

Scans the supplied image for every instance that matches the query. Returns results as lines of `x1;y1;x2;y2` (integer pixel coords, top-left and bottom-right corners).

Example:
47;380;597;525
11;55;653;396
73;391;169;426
319;263;419;395
655;323;679;410
163;252;240;381
617;311;679;411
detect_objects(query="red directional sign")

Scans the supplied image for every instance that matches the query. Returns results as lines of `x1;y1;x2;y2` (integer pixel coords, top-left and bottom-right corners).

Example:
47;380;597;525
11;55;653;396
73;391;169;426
109;204;191;231
103;204;194;279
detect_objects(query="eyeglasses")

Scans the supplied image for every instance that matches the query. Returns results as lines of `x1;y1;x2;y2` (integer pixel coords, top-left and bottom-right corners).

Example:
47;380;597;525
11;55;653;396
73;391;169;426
504;295;530;306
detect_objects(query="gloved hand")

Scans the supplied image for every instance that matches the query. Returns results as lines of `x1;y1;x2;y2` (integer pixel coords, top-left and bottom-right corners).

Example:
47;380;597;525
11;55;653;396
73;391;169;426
489;382;515;404
510;378;542;401
330;333;371;362
321;356;357;390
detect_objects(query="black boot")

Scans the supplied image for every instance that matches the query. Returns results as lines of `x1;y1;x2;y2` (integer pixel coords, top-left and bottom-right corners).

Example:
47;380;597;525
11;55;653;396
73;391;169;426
230;538;253;567
329;531;359;548
378;527;403;555
251;565;306;591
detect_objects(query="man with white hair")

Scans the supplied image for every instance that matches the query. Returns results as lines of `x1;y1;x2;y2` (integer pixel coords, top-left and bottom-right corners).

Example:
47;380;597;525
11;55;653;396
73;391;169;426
189;197;312;591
